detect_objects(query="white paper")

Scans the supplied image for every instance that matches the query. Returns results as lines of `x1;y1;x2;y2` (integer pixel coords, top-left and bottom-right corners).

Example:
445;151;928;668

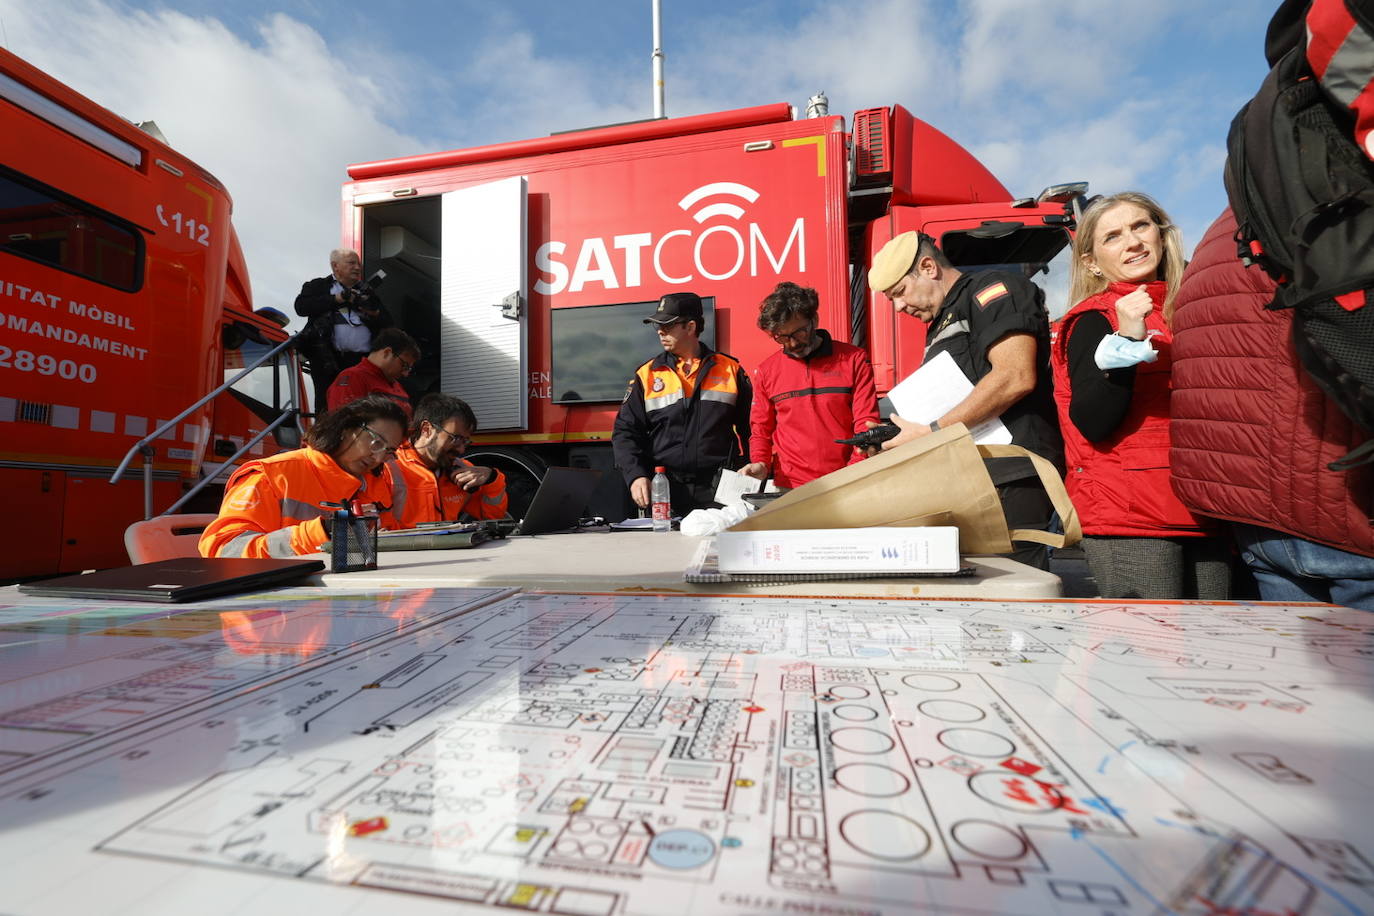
713;467;780;507
886;350;1012;445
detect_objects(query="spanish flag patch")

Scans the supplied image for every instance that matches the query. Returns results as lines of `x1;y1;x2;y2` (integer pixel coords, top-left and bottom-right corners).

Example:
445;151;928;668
974;282;1009;309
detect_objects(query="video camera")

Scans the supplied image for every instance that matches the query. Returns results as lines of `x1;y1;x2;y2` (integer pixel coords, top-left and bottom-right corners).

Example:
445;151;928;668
835;420;900;451
341;268;387;307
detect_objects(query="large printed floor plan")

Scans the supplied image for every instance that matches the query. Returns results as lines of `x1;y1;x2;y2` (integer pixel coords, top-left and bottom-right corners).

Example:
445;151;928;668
1;586;1371;914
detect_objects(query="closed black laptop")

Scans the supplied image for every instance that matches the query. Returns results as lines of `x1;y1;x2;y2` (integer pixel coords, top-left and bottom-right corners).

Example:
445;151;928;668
512;466;604;535
18;556;325;603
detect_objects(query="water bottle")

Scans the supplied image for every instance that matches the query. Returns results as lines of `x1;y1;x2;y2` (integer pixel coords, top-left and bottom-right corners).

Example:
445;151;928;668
651;466;672;532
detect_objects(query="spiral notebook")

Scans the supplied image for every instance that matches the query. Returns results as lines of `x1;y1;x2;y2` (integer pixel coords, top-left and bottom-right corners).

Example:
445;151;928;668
683;538;975;585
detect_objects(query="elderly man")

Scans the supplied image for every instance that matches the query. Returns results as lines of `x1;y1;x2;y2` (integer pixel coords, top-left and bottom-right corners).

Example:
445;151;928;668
868;231;1062;568
612;292;752;515
294;248;393;413
384;393;508;529
739;281;878;488
326;327;420;419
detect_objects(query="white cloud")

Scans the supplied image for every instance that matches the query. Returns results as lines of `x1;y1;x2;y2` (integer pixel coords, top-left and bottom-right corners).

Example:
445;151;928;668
0;0;423;320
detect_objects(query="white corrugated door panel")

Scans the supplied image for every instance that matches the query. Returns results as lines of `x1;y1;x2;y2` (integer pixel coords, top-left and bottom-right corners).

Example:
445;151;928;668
440;176;528;430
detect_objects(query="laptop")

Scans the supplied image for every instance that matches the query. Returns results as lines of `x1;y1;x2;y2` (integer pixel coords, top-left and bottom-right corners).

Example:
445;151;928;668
18;556;325;603
510;466;604;536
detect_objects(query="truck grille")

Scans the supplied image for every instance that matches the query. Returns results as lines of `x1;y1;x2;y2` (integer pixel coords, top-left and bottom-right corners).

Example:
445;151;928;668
17;400;53;424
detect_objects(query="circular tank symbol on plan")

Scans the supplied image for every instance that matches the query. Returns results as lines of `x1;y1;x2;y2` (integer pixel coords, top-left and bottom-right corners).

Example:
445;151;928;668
950;819;1031;860
901;673;962;691
826;685;870;699
838;810;932;861
831;704;879;722
916;699;986;723
832;763;911;797
648;829;716;869
936;728;1016;759
828;727;896;755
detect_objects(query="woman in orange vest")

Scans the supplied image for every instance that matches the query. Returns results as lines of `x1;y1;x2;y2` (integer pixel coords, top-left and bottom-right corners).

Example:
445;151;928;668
199;394;407;558
1050;192;1230;599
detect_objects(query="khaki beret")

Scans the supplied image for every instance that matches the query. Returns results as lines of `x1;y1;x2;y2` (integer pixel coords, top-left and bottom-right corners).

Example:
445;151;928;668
867;231;920;292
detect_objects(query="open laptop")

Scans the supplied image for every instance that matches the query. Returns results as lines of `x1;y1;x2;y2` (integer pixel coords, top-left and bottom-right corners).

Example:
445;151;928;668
18;556;325;603
509;466;604;536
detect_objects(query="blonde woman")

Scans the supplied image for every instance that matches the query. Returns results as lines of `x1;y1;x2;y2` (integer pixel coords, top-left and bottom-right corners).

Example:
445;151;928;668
1050;192;1229;598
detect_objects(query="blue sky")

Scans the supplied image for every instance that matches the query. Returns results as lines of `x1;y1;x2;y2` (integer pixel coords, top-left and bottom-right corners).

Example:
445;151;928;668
0;0;1271;317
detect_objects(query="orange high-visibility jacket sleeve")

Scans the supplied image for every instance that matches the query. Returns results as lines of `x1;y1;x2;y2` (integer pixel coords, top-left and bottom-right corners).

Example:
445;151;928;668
198;468;329;558
460;465;508;520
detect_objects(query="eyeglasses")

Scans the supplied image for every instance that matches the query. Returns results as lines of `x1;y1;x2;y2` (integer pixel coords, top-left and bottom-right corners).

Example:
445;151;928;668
356;423;398;458
432;424;472;449
770;322;815;345
393;352;416;375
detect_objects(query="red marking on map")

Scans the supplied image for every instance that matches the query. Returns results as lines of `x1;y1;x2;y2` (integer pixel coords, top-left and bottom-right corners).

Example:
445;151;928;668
784;753;816;768
744;705;765;714
1000;757;1041;777
1205;697;1247;710
939;754;981;776
1262;699;1305;712
584;668;602;673
348;816;388;837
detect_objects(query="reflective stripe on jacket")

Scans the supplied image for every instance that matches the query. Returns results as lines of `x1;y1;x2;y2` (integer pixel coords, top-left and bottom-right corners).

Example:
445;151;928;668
1051;282;1207;537
198;447;392;558
612;345;751;484
384;444;509;529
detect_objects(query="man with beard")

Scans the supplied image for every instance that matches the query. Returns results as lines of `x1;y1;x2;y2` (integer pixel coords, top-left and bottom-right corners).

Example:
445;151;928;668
383;393;508;528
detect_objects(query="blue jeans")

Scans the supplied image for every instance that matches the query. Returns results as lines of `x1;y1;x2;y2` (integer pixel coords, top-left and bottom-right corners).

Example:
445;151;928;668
1232;523;1374;610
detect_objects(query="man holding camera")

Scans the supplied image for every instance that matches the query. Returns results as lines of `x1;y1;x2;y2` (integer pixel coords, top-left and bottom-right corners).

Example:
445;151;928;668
294;248;393;413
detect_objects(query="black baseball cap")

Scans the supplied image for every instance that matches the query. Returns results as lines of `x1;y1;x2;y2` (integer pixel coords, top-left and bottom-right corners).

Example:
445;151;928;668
644;292;704;325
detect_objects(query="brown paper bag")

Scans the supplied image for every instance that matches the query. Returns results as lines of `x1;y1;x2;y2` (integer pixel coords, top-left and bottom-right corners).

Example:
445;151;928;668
727;423;1081;554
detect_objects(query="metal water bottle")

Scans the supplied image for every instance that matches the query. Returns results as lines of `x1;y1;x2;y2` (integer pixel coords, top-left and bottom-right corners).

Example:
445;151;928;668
651;466;671;532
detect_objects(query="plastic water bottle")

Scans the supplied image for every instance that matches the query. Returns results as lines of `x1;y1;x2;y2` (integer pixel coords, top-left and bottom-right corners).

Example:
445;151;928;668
651;466;672;532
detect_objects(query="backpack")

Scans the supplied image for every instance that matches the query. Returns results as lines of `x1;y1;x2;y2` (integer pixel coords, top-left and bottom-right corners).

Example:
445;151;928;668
1223;0;1374;469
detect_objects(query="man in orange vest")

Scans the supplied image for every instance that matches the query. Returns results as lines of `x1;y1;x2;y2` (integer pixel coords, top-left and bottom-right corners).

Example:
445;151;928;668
384;393;508;528
612;292;751;515
326;327;420;419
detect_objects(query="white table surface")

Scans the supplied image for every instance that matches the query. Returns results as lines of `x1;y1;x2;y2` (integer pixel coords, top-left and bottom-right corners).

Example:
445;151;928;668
317;529;1062;598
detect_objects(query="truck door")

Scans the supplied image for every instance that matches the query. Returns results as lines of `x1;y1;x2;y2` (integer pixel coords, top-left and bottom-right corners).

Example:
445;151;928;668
440;176;528;430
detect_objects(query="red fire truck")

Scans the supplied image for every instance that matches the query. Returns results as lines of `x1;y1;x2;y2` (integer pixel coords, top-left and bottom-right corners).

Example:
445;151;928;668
0;48;300;579
341;100;1081;513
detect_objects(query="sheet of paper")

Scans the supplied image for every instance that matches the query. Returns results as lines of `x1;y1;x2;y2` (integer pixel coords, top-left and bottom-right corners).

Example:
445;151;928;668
713;467;779;507
887;350;1012;445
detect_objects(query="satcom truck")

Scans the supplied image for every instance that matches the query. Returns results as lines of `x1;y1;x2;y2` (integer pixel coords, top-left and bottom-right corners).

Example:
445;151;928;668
339;100;1081;513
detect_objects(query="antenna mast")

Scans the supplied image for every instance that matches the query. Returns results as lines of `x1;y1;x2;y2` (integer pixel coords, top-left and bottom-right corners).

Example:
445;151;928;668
652;0;665;118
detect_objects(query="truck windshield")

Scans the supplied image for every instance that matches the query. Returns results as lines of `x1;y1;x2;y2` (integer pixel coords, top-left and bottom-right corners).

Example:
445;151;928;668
223;323;292;424
939;225;1074;319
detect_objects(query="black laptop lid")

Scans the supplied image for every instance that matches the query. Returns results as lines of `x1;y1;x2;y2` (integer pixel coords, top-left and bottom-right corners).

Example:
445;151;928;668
513;467;604;536
18;557;325;603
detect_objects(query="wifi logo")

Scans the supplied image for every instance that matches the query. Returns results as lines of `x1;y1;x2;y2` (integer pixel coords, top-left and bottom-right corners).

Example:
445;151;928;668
678;182;761;223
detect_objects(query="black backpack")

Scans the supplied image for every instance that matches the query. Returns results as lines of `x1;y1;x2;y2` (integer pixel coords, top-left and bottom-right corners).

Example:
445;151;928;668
1223;0;1374;469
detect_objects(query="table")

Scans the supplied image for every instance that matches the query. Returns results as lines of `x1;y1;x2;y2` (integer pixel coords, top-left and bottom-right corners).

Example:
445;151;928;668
1;583;1369;914
320;530;1063;598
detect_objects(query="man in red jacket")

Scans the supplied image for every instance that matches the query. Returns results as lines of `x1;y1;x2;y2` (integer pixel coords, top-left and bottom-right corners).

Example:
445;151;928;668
326;327;420;420
1170;209;1374;609
740;282;878;488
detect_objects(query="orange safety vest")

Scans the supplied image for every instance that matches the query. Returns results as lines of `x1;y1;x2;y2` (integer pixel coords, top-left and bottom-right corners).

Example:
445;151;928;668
199;447;392;558
383;444;508;529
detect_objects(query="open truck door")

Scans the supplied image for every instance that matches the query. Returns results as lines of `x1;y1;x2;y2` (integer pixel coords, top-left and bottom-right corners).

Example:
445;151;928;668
440;176;529;431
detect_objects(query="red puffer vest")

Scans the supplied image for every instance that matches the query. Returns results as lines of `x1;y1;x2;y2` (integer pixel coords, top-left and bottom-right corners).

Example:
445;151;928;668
1170;209;1374;557
1051;281;1210;537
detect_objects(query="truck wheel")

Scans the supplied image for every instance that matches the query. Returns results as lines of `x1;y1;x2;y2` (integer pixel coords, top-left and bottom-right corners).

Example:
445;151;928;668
462;447;546;519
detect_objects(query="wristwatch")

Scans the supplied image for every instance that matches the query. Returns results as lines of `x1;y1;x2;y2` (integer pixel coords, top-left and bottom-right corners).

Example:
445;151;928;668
929;419;941;432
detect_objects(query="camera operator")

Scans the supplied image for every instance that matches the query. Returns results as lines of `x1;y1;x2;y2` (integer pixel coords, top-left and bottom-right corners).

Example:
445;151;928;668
294;248;393;414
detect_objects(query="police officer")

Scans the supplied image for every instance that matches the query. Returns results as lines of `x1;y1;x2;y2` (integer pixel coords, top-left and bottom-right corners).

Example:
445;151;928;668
868;231;1063;569
612;292;752;516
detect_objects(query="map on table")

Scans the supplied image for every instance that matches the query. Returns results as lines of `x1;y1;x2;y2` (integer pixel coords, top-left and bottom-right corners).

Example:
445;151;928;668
1;587;1371;915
